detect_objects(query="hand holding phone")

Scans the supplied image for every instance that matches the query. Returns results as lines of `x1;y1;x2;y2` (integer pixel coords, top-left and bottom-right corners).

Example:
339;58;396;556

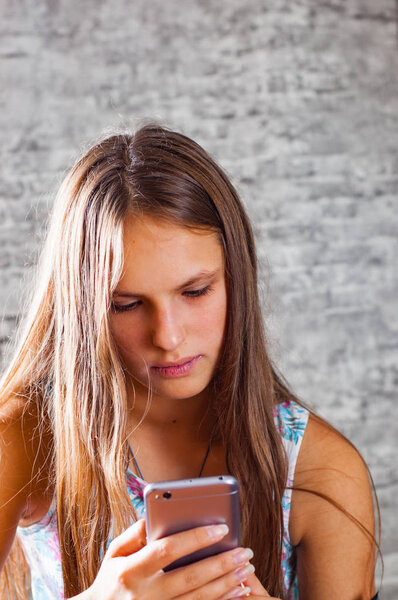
88;517;255;600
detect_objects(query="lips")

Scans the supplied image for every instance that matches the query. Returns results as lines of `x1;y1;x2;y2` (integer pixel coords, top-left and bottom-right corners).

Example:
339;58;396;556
152;356;197;368
151;355;201;378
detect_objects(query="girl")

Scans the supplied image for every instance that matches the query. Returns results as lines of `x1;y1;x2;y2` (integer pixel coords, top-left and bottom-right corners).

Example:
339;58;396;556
0;123;378;599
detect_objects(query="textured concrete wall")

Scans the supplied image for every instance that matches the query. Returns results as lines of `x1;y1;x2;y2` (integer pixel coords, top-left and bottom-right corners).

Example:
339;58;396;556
1;0;397;596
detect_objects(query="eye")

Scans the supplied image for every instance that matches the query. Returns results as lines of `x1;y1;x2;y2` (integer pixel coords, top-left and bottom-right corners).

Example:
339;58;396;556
111;300;141;313
183;285;213;298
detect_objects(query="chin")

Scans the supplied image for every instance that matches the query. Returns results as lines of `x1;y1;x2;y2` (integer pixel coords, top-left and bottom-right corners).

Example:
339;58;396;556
153;384;208;402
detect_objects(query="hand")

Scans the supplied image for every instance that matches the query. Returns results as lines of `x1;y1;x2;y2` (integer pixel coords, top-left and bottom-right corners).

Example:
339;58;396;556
228;571;280;599
84;519;258;600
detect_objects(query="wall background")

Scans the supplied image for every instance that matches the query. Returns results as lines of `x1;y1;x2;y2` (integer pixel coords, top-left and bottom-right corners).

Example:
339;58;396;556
1;0;397;597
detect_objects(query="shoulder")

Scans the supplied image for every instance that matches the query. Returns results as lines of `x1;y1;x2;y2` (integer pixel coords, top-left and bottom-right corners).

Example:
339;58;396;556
0;393;50;455
0;395;35;482
295;412;370;487
289;413;376;597
290;413;373;543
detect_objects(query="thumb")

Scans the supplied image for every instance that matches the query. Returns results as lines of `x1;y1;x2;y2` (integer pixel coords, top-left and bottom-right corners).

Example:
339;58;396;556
107;518;147;558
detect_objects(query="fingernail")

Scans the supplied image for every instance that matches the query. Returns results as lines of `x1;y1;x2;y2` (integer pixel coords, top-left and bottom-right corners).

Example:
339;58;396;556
219;586;251;600
207;524;229;540
233;547;254;565
234;563;255;582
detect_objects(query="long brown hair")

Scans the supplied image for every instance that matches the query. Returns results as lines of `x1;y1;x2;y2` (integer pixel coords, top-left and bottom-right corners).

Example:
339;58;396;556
0;123;377;598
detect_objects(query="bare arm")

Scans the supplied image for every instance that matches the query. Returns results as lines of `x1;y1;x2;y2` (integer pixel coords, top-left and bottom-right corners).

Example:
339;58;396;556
289;414;376;600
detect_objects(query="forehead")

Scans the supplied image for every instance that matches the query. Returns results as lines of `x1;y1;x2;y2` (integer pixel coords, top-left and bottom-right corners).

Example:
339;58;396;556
116;215;224;292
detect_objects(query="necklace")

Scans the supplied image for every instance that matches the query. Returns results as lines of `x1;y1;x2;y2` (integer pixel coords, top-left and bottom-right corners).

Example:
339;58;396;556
128;421;218;481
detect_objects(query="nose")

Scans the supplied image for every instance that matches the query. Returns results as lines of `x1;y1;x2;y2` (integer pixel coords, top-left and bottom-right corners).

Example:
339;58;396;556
151;305;185;351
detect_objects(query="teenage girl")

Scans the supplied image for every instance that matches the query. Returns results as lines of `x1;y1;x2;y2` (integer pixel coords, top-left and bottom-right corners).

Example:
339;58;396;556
0;124;378;599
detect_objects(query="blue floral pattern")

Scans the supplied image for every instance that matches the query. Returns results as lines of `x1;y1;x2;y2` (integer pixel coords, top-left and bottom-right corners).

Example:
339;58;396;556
274;401;309;598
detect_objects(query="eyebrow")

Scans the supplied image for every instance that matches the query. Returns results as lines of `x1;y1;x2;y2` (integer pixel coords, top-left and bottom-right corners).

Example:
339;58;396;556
113;268;221;298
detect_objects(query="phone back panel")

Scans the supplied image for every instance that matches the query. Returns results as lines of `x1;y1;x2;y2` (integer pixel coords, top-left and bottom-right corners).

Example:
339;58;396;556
144;475;240;570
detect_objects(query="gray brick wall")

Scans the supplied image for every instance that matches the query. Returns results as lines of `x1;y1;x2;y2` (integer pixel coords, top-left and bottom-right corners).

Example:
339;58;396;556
1;0;397;596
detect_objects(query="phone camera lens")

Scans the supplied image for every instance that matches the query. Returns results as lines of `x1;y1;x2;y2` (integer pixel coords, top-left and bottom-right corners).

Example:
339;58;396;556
163;491;172;499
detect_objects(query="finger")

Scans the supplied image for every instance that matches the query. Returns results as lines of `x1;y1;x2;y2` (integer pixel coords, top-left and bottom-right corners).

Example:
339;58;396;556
171;564;254;600
218;586;252;600
162;546;254;597
107;519;147;558
125;523;229;575
241;571;271;596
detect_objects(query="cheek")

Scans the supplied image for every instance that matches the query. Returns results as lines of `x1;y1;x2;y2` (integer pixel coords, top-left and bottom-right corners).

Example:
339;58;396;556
193;295;227;349
109;318;143;356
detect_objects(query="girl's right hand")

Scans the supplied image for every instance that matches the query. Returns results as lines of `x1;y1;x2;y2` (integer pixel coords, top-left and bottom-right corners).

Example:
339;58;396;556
83;518;254;600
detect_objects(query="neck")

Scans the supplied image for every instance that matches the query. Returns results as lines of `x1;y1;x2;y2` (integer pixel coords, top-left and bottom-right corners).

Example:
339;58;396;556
127;380;216;441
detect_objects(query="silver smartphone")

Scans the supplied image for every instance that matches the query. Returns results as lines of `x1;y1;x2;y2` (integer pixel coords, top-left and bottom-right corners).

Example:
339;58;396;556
144;475;240;571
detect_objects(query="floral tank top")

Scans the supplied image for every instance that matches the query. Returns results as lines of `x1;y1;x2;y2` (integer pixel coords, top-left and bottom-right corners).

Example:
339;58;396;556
17;400;309;599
